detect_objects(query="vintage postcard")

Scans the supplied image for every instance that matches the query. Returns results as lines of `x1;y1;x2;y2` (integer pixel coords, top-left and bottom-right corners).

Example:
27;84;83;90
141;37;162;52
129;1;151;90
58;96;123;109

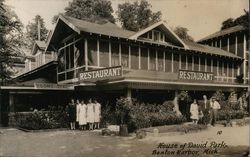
0;0;249;156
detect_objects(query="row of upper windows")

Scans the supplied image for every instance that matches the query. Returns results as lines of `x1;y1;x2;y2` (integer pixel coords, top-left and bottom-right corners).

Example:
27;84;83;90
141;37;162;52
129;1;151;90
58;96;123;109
57;38;240;77
140;30;166;43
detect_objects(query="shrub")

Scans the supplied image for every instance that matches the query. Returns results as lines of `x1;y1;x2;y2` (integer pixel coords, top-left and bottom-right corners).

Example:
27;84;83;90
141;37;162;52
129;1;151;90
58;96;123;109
108;98;187;132
16;106;68;130
217;109;248;121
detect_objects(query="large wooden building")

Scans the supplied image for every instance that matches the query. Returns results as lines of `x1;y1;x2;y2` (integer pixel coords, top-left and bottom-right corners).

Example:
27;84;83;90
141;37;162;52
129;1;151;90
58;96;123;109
0;15;248;126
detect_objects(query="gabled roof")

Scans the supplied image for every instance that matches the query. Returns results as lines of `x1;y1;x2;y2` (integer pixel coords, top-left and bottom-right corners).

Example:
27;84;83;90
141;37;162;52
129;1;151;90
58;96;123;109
129;21;188;49
198;25;247;42
63;15;135;38
46;15;242;60
31;40;46;55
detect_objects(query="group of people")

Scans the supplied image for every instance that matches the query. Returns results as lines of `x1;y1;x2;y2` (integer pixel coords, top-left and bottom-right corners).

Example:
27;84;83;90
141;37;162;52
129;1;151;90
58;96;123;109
67;98;101;130
190;95;220;126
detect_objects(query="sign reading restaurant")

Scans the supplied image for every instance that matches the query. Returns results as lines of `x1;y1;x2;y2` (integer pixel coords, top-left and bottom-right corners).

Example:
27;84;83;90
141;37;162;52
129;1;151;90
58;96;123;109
179;70;214;81
79;66;123;82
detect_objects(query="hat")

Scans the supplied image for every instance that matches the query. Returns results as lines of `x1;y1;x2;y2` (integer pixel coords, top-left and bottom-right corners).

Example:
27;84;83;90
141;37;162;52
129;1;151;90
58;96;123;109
211;96;216;99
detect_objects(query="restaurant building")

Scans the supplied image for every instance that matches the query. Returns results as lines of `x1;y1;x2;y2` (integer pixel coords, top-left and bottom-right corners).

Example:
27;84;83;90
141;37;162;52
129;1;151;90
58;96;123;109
0;15;248;126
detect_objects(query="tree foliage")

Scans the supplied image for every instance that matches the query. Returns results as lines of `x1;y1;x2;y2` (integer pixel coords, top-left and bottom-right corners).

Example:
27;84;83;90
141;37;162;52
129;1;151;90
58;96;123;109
221;10;249;30
174;26;194;42
117;0;162;31
26;15;48;48
52;0;115;24
0;0;24;83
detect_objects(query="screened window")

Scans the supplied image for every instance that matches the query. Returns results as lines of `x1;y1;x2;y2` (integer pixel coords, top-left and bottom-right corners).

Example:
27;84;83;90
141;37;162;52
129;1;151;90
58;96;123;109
111;42;120;66
99;40;109;67
149;48;156;70
141;47;148;70
121;44;129;68
157;49;164;71
87;39;97;66
165;51;172;72
131;46;139;69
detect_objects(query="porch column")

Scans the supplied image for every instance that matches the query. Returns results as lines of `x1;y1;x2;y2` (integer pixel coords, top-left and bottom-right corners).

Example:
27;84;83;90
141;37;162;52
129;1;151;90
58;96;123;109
126;88;132;100
235;35;238;55
173;91;182;116
97;39;100;67
9;94;14;112
243;34;246;83
84;39;88;70
227;37;230;52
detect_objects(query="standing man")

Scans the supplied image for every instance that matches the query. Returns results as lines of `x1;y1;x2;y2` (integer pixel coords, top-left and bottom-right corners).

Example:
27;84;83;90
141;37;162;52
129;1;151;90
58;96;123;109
94;99;101;129
68;99;76;130
209;96;221;126
199;95;210;125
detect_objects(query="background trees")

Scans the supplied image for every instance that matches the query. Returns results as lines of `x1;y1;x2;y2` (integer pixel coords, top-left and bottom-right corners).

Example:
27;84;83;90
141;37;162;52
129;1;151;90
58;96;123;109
174;26;194;42
52;0;115;24
0;0;24;83
116;0;162;31
25;15;48;48
221;10;249;30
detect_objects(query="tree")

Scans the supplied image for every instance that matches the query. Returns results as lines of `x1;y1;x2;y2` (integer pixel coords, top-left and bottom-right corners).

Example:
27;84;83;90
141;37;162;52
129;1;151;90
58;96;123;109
26;15;48;48
221;18;235;30
52;0;115;24
0;0;24;83
221;10;249;30
117;0;162;31
174;26;194;42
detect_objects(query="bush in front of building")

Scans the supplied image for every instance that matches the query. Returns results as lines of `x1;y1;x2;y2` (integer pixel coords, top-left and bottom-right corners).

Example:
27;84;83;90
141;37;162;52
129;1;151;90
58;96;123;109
15;106;68;130
101;98;187;132
217;109;248;121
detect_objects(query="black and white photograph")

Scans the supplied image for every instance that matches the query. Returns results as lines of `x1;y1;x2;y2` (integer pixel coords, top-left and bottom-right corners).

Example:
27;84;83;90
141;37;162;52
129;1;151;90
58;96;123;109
0;0;249;156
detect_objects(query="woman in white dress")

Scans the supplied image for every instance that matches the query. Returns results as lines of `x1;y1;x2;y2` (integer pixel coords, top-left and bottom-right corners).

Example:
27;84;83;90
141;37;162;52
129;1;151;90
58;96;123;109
78;100;87;130
190;99;199;124
87;99;94;130
94;100;101;129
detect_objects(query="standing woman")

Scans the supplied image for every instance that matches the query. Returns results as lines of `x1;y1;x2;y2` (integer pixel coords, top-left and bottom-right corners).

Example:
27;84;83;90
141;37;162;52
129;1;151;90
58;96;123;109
79;100;87;130
76;99;81;129
87;99;94;130
190;99;199;124
68;99;76;130
94;100;101;129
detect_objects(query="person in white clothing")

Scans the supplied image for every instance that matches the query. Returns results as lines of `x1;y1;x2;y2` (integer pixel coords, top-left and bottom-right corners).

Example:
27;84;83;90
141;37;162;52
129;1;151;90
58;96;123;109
93;100;101;129
190;99;199;124
209;96;221;126
87;99;94;130
78;100;87;130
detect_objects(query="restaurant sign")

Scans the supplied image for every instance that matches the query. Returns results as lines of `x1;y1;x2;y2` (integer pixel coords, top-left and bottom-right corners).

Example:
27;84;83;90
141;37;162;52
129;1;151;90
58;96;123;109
79;66;123;82
34;83;73;90
179;70;214;81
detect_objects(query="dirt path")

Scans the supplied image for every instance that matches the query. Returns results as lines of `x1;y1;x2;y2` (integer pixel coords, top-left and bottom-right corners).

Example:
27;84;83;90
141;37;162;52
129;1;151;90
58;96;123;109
0;125;249;157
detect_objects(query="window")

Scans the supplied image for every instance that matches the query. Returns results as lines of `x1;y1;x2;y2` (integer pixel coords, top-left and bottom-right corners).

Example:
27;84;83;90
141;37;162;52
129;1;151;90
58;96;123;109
165;51;172;72
157;49;164;71
149;48;156;70
131;46;139;69
121;44;129;68
87;39;97;66
141;47;148;70
111;42;120;66
99;40;109;67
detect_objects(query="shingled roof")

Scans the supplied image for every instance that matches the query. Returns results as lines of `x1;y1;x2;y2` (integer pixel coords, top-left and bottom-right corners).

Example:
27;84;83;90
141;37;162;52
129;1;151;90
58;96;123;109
47;15;242;60
63;15;135;39
198;25;247;42
183;40;242;59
